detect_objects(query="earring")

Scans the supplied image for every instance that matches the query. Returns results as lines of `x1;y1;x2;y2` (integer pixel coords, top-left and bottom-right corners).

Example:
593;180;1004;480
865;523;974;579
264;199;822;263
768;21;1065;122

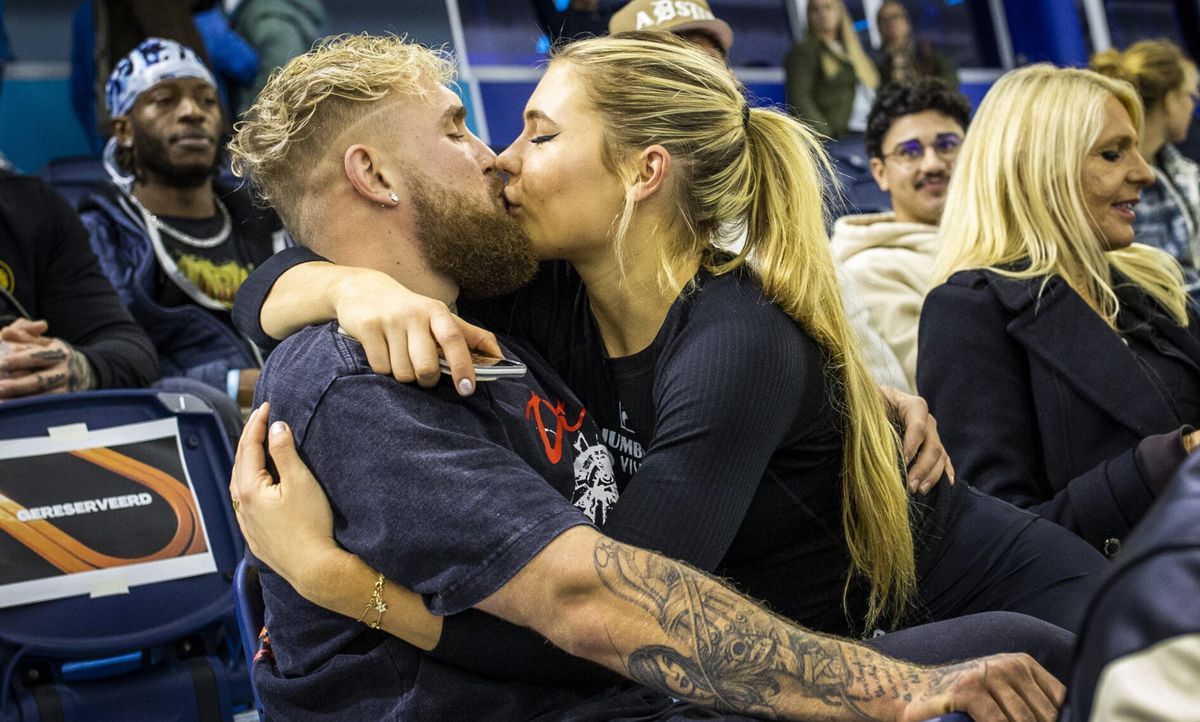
389;192;399;204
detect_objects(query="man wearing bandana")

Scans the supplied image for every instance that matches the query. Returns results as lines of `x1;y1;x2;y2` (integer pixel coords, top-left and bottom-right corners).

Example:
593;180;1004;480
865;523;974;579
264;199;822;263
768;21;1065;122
80;38;285;407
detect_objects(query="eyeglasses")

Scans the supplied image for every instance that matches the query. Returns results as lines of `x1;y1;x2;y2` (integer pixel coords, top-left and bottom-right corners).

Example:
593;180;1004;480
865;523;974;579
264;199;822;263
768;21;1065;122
882;133;963;166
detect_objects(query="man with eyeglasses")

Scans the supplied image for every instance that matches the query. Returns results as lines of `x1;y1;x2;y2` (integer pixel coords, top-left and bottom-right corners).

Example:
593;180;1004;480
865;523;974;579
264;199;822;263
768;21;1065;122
831;79;970;390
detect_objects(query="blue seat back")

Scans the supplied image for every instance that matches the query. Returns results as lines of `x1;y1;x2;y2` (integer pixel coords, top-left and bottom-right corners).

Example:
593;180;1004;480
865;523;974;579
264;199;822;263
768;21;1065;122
35;156;106;211
0;390;250;721
233;560;264;718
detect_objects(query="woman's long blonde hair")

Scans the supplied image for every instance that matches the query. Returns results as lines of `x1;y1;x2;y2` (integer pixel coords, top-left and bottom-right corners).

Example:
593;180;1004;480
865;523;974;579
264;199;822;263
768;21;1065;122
809;0;880;89
933;64;1189;327
556;33;914;630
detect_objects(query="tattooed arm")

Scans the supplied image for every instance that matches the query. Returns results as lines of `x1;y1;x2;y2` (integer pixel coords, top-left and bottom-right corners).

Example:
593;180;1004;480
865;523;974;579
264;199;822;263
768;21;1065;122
233;411;1061;722
477;527;1062;722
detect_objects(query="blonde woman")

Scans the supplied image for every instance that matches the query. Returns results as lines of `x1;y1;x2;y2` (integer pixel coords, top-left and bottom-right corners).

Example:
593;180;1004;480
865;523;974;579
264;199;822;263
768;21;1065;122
232;33;1105;682
1092;39;1200;298
919;64;1200;557
784;0;879;138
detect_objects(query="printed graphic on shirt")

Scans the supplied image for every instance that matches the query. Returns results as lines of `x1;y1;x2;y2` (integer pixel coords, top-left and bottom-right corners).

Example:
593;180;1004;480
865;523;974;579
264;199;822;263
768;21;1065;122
0;260;13;293
572;430;618;524
619;402;635;434
175;254;253;308
602;402;645;477
525;391;618;524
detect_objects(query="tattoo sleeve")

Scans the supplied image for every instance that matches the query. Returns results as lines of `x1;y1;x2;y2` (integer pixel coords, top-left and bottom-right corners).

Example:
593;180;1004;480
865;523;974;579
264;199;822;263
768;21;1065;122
592;538;925;721
64;342;96;392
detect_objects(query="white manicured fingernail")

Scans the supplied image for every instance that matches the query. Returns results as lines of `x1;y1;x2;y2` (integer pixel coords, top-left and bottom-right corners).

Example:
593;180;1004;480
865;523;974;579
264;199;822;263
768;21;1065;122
457;378;474;396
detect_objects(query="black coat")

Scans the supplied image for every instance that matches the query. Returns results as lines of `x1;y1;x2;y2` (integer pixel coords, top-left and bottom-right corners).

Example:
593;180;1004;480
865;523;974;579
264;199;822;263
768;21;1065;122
917;268;1199;554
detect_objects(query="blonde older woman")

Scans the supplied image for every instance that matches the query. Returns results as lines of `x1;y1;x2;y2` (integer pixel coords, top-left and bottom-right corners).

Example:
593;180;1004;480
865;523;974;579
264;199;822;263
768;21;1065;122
919;64;1200;557
1093;39;1200;298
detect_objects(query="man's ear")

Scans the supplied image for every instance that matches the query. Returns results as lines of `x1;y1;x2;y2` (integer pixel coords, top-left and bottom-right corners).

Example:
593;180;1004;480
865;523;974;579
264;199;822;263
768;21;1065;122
869;156;891;193
343;144;402;207
629;144;672;203
111;117;133;148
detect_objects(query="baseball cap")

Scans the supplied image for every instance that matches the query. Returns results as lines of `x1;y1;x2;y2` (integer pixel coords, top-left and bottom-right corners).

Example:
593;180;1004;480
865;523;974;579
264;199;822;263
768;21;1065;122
609;0;734;52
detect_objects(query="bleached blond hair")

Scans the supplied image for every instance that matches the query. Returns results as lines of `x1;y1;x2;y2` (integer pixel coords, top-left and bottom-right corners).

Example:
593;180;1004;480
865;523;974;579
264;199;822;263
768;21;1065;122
228;34;455;245
934;64;1188;327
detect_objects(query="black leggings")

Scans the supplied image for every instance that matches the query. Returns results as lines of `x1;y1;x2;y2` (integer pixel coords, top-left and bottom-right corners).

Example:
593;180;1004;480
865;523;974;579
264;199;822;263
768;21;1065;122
853;484;1110;682
917;486;1108;634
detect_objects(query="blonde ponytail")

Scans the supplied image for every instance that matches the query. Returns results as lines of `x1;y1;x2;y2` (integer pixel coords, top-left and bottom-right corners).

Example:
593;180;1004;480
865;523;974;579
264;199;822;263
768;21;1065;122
558;32;915;630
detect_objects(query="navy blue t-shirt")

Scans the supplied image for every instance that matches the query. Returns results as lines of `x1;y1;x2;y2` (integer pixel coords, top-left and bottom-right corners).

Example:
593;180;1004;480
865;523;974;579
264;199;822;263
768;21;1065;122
250;322;628;720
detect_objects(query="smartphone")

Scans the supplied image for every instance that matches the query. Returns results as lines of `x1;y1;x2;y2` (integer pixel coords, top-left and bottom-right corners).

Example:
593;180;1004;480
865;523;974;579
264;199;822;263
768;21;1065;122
439;352;527;381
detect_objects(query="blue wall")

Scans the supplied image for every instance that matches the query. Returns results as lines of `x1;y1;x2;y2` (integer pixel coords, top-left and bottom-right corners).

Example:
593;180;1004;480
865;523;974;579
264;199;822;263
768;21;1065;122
0;0;466;172
0;77;92;172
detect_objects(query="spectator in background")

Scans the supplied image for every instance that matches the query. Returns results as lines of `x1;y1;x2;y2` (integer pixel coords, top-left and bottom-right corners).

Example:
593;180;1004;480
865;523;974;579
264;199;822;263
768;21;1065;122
1093;40;1200;300
0;170;157;399
920;64;1200;557
191;1;258;119
531;0;613;48
785;0;879;139
74;0;257;150
226;0;325;117
831;80;970;390
608;0;731;61
86;1;211;145
876;0;957;90
79;38;284;409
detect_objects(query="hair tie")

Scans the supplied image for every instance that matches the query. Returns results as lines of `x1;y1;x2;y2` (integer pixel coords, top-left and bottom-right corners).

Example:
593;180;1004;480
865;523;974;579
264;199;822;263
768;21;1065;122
742;103;751;129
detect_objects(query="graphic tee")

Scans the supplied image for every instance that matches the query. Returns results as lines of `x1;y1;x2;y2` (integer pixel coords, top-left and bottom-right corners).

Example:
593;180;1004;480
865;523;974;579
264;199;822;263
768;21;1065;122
251;322;630;720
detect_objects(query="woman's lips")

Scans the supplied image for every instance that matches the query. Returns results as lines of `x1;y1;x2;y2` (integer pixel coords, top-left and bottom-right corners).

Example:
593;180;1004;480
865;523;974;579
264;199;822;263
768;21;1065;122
1111;200;1137;220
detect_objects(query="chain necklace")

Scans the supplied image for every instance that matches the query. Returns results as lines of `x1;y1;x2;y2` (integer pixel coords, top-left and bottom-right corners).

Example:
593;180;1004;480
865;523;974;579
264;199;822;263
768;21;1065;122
129;192;232;249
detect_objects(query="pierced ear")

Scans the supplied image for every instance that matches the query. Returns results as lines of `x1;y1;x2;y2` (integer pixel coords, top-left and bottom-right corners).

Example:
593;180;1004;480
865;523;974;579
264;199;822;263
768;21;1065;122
869;157;890;193
343;144;402;207
111;118;134;148
629;145;672;203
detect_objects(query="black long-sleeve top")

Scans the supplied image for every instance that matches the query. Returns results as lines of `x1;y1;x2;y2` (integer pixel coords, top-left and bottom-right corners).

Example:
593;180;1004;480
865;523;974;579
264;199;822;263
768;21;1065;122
0;171;158;389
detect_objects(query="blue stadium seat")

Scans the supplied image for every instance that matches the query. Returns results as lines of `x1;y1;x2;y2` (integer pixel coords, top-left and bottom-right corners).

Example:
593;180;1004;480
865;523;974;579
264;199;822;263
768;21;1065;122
826;137;892;218
232;560;263;719
0;389;251;721
37;155;246;211
35;156;106;211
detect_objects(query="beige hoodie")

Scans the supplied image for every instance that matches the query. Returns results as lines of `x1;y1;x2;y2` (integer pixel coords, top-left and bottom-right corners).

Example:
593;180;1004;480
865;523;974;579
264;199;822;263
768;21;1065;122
830;212;939;391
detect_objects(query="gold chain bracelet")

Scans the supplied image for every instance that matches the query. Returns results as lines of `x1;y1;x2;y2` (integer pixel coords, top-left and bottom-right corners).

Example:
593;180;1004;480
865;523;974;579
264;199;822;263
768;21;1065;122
358;572;388;629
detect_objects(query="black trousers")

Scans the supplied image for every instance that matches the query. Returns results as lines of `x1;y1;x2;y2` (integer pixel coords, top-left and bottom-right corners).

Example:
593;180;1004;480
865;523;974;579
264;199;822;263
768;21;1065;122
916;485;1107;634
863;484;1109;681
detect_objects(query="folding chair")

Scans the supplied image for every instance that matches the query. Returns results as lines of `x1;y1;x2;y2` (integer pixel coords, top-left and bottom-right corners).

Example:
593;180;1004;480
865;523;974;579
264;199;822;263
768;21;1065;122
0;390;251;721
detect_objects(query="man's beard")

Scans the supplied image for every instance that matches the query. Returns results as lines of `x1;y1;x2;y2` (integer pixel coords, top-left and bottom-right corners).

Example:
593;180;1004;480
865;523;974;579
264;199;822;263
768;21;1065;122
131;125;219;189
409;177;538;299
